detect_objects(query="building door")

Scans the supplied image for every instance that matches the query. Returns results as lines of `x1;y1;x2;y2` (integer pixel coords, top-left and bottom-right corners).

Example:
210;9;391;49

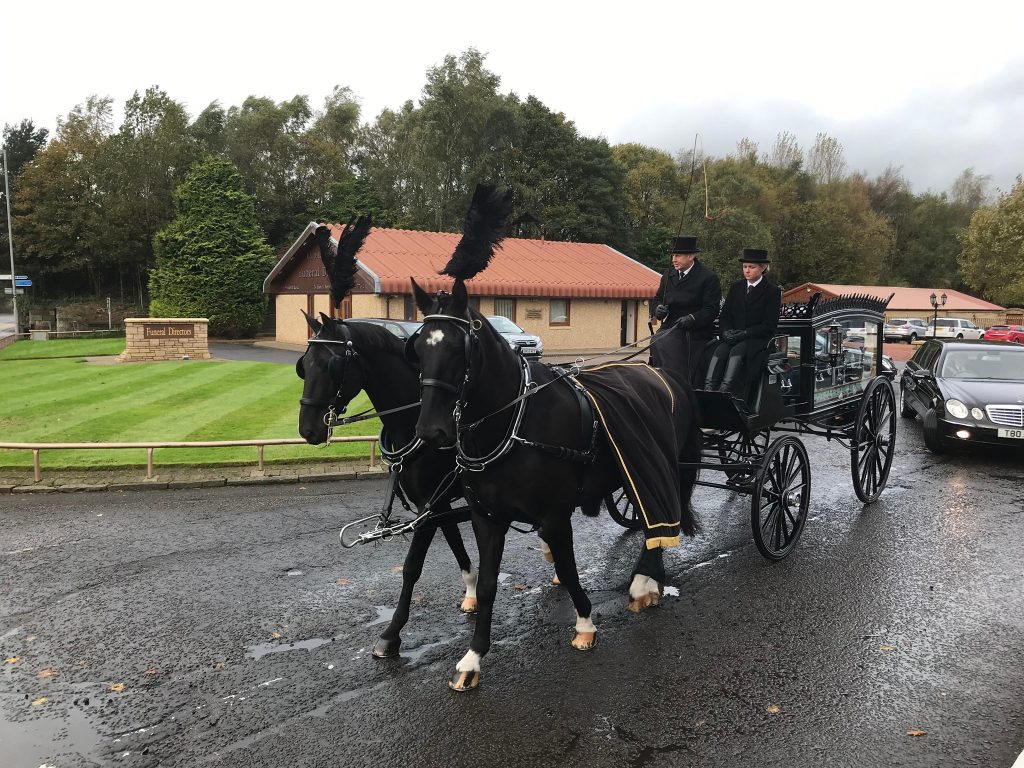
620;300;637;346
306;294;315;338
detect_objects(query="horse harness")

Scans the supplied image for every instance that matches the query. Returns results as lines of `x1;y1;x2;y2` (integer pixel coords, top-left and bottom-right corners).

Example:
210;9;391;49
412;314;601;479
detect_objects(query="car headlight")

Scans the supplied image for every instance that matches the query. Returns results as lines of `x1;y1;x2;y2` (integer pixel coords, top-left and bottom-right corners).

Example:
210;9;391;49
971;407;984;420
945;399;969;419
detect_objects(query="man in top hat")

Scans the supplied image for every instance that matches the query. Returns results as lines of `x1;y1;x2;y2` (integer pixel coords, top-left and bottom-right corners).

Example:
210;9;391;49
650;235;722;389
704;248;782;398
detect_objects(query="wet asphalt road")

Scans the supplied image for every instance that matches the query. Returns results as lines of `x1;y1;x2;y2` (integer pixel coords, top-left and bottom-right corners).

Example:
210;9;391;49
2;415;1023;768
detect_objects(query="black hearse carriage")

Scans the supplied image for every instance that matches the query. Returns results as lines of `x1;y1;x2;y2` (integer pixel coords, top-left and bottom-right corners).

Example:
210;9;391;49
606;292;897;561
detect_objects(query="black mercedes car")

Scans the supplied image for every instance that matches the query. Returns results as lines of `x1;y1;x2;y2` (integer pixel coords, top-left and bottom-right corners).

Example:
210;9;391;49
899;339;1024;453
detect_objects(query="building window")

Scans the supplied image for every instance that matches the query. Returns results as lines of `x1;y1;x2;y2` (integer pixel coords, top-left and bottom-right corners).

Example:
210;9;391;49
493;298;516;321
550;299;570;326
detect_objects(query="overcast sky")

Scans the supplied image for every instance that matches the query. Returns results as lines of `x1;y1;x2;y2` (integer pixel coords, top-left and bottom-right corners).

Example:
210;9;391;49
5;0;1023;195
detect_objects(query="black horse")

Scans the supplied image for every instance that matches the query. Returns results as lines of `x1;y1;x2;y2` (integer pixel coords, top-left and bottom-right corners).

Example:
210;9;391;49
411;185;701;691
296;221;480;659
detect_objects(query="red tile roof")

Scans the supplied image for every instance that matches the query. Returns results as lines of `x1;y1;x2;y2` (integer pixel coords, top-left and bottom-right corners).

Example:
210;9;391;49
783;283;1004;312
269;224;660;299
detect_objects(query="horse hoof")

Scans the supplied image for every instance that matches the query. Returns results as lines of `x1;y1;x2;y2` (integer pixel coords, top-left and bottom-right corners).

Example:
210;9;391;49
448;670;480;691
459;596;478;614
552;573;561;586
372;638;401;658
627;592;659;613
571;631;596;651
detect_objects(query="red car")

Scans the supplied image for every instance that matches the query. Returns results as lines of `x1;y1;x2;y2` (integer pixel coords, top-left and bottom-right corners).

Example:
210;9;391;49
982;325;1024;343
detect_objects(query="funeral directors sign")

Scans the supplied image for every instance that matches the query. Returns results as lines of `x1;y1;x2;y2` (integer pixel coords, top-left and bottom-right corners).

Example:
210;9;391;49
143;323;195;339
119;318;210;362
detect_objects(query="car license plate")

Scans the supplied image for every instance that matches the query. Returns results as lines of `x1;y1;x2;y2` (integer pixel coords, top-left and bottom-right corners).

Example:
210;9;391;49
997;428;1024;439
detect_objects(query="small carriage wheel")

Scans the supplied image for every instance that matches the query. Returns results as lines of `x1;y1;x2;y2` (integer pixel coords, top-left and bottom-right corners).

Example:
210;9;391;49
850;378;897;504
750;436;810;561
604;488;644;530
716;430;770;484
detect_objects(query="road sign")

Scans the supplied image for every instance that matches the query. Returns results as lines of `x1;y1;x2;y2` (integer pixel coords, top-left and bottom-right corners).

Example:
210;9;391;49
3;288;24;295
14;279;31;287
0;274;26;280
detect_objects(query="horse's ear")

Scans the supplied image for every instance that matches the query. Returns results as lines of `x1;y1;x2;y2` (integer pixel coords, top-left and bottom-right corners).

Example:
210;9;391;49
302;310;322;334
451;280;468;317
317;312;336;336
411;278;433;314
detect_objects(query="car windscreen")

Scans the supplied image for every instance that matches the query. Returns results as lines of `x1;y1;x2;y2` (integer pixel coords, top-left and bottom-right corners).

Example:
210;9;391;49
939;348;1024;380
488;316;522;333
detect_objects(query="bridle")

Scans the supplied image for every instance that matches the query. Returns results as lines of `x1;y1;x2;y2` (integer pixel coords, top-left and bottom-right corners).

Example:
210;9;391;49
410;314;481;412
297;323;360;428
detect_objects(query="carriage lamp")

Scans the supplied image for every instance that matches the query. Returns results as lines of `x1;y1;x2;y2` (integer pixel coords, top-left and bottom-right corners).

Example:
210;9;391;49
826;323;844;357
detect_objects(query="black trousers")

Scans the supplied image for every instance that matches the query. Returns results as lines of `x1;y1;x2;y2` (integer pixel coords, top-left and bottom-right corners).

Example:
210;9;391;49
650;325;709;390
706;338;760;396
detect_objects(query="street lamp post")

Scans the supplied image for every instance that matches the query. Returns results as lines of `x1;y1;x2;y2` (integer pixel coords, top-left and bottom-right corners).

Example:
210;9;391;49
929;291;948;338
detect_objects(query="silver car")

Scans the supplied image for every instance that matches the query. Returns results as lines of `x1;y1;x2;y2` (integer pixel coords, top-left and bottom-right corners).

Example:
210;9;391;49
884;317;929;343
486;316;544;358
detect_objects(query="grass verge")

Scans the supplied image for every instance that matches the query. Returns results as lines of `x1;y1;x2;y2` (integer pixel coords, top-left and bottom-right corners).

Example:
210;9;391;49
0;344;379;469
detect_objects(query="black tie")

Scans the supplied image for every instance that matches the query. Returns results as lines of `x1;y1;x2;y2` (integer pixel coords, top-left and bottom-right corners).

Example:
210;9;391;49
677;271;682;281
746;283;753;295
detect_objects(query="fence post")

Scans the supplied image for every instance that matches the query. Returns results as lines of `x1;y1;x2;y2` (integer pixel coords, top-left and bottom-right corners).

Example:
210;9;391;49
258;444;264;471
33;448;41;482
370;440;377;468
146;448;154;479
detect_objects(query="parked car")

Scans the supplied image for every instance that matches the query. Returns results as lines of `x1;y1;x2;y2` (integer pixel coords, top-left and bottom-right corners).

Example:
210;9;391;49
899;339;1024;453
347;317;422;340
486;315;544;358
982;325;1024;343
927;317;985;340
884;317;929;343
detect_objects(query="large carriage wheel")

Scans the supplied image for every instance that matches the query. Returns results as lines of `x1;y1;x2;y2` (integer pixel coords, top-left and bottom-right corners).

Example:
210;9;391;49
850;378;897;504
604;489;643;530
751;436;810;561
716;429;770;484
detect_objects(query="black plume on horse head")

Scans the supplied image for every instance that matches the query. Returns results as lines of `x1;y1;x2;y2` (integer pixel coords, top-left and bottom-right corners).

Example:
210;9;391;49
315;216;372;308
440;184;514;282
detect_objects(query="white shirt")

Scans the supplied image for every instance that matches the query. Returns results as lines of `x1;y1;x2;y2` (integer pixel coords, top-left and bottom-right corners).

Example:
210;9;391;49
746;277;763;290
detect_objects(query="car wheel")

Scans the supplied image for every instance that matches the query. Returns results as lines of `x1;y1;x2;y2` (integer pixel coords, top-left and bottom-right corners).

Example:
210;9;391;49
956;333;963;339
899;385;916;419
909;333;917;343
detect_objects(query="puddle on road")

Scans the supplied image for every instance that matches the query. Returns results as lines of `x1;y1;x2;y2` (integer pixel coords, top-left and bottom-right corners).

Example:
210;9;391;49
246;636;339;660
364;606;395;627
402;638;452;664
0;703;100;766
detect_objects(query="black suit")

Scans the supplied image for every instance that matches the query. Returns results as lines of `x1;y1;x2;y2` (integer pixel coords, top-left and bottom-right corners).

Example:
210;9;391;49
650;259;722;388
706;277;782;396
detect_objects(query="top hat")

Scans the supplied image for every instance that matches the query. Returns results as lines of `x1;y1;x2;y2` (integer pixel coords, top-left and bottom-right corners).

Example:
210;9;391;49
670;236;700;254
738;248;770;264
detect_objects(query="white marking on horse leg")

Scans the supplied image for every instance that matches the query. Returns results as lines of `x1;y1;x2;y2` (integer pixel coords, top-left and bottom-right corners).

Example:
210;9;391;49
459;569;478;613
629;574;653;600
539;538;554;563
456;649;482;673
575;613;596;635
426;329;445;346
461;569;477;598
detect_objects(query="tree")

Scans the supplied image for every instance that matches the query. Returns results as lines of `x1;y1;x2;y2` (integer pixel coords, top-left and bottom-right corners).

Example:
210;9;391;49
2;120;49;181
1;120;49;267
612;143;683;266
13;97;115;295
807;132;847;186
102;87;199;304
765;131;802;171
149;157;274;337
960;178;1024;306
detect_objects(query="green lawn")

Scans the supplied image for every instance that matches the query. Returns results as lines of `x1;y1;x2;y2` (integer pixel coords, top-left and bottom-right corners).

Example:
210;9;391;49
0;337;126;360
0;341;379;468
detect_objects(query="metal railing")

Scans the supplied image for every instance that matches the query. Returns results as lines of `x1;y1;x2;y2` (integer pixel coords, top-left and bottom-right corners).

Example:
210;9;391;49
0;436;378;482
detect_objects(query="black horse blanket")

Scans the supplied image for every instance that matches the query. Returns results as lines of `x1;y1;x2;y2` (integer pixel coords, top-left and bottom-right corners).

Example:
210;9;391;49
575;362;683;549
